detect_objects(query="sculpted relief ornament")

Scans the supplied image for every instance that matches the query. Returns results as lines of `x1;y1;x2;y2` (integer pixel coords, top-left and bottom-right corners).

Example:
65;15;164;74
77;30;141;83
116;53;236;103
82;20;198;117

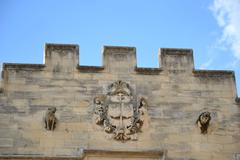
196;111;211;134
44;107;57;131
93;80;148;142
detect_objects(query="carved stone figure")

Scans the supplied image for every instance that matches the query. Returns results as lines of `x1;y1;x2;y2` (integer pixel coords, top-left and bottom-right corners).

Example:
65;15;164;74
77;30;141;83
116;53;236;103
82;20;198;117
135;97;148;128
93;96;107;125
196;111;211;134
44;107;57;131
93;80;148;142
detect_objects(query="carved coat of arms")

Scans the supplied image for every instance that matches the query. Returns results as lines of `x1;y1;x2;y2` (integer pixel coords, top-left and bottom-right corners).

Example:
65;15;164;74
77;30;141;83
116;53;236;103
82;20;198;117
93;80;148;142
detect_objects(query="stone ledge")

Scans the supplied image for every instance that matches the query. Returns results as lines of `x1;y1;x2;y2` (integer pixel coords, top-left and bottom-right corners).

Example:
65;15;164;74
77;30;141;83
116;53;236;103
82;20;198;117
193;70;234;77
102;46;136;53
45;43;79;51
0;149;167;160
3;63;45;70
135;67;162;75
77;66;104;73
77;66;163;74
160;48;193;56
83;149;167;158
0;156;80;160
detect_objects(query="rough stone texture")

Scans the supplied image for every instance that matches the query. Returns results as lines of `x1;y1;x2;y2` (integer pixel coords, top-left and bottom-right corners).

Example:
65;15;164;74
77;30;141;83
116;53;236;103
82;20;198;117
0;43;239;160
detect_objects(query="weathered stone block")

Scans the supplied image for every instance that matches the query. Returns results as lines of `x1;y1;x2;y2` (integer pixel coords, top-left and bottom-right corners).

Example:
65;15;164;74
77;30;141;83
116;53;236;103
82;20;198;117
44;43;79;73
159;48;193;72
0;138;13;147
103;46;136;73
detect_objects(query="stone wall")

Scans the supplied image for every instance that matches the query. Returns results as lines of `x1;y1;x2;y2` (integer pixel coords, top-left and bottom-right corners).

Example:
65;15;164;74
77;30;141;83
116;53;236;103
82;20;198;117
0;43;239;160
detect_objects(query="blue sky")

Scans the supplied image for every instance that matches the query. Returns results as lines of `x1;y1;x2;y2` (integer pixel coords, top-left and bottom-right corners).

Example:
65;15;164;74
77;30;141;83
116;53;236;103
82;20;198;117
0;0;240;95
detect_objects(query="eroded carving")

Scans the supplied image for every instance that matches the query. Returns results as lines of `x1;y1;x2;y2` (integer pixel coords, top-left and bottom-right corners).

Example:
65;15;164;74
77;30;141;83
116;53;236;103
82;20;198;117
93;80;148;142
93;96;107;125
44;107;57;131
196;111;211;134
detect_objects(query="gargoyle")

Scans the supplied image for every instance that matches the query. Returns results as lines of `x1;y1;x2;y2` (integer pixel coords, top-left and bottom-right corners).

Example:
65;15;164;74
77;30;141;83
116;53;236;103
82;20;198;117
196;111;211;134
44;107;57;131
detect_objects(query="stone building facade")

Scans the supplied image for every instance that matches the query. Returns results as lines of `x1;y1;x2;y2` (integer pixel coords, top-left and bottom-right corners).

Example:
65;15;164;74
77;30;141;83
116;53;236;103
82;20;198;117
0;43;239;160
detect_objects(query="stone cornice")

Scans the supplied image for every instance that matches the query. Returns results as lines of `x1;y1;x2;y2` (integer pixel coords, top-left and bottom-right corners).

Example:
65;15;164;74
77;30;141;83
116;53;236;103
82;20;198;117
193;70;234;77
77;66;104;72
160;48;193;56
0;149;167;159
102;46;136;53
83;149;166;158
135;67;162;75
3;63;45;70
45;43;79;51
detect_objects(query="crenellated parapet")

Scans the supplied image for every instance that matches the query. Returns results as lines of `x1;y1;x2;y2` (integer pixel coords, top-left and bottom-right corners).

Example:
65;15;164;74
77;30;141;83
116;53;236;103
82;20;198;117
0;44;230;73
1;43;239;103
0;43;226;74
